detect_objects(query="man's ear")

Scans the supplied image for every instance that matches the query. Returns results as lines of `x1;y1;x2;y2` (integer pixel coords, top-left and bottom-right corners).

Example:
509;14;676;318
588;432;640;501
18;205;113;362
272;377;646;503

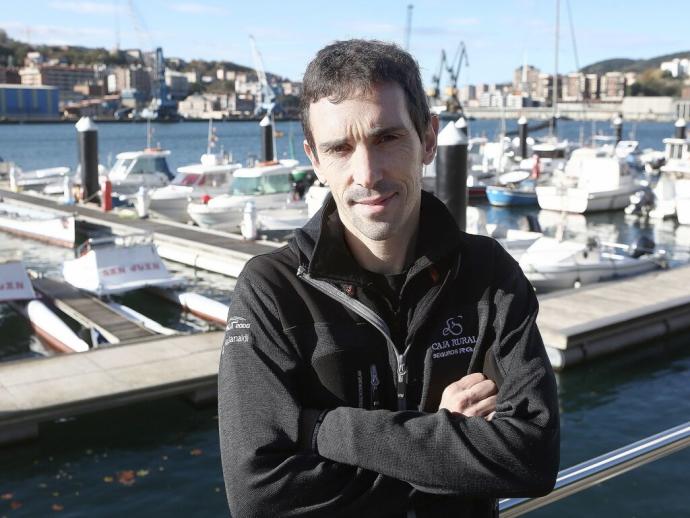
422;115;440;165
303;139;326;184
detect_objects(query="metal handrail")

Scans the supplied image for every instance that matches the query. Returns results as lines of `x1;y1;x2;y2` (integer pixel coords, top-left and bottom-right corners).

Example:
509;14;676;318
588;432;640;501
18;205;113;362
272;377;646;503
499;422;690;517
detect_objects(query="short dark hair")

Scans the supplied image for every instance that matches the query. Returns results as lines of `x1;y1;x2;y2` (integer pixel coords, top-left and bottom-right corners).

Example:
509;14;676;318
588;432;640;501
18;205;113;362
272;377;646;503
300;39;431;157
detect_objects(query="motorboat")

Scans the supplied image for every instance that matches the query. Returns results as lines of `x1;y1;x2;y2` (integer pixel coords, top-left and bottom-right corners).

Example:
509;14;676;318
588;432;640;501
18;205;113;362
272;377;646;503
107;148;175;196
536;148;638;213
187;161;302;231
63;235;183;296
8;164;75;194
0;200;76;248
486;171;538;207
650;137;690;224
254;184;331;232
0;260;89;353
148;153;241;223
62;234;230;328
518;235;665;291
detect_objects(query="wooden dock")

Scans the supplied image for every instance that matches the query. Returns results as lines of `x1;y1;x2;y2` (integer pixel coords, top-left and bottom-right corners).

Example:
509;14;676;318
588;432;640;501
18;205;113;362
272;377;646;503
538;265;690;370
0;188;282;277
0;331;223;445
32;277;157;343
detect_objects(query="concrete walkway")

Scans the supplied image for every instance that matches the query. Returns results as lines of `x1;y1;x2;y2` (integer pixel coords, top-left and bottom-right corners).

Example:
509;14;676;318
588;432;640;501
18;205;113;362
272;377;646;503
538;265;690;369
0;331;223;444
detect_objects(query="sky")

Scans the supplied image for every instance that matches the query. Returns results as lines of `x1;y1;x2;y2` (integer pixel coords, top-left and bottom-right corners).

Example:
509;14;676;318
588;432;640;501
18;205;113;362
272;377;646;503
2;0;689;88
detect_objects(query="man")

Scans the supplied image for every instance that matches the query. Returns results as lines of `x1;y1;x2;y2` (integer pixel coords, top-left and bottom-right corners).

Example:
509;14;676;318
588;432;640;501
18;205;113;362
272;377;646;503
219;39;559;517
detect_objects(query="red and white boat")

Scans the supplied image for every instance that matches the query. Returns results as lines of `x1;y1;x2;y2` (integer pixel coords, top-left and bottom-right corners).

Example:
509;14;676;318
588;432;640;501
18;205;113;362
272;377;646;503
0;260;89;353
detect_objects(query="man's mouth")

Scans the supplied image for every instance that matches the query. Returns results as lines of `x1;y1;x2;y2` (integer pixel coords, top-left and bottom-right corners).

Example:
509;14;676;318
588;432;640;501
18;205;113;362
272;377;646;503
353;192;397;206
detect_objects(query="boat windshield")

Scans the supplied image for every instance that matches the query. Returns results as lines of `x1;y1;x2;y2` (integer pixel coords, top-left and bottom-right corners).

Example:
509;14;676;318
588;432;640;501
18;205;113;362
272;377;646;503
110;158;133;176
172;173;201;186
231;174;293;196
130;157;174;180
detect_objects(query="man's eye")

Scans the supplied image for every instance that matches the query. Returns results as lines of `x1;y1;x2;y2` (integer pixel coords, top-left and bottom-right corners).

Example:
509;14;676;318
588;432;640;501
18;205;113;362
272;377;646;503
379;134;398;143
330;145;350;154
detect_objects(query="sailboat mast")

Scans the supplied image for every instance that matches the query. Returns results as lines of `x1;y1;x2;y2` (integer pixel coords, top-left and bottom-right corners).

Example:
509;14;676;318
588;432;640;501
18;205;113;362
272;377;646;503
552;0;560;136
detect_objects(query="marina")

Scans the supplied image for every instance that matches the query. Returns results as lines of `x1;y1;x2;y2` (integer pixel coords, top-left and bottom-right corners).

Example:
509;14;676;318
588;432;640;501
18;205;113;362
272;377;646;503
1;118;689;516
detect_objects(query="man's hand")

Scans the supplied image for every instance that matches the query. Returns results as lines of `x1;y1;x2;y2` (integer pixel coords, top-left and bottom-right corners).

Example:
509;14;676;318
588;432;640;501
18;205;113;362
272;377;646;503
438;373;497;420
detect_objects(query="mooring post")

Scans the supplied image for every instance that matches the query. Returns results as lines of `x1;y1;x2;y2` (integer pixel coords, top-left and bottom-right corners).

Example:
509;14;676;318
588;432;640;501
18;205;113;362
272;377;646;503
260;115;274;162
436;121;468;231
75;117;100;203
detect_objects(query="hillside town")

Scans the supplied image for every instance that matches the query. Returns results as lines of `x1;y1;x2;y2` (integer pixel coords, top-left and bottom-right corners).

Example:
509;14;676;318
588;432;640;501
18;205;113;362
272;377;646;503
1;27;689;122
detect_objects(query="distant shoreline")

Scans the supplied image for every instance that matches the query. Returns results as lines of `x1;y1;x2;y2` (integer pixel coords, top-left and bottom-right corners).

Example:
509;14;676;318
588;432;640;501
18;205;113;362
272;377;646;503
0;109;679;124
0;116;302;125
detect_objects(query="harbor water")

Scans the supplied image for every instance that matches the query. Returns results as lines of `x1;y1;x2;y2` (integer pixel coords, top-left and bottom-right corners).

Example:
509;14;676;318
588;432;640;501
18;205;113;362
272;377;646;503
1;120;689;516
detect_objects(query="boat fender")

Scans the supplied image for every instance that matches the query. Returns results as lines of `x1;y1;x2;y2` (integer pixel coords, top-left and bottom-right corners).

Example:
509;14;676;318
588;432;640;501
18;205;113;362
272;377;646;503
201;194;212;204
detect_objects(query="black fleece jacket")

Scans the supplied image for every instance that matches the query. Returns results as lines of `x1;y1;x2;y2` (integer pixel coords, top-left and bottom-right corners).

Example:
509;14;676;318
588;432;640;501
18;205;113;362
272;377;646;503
218;191;559;518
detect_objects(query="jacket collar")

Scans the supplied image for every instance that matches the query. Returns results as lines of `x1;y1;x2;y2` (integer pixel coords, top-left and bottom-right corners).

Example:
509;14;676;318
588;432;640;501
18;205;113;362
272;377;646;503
291;190;463;284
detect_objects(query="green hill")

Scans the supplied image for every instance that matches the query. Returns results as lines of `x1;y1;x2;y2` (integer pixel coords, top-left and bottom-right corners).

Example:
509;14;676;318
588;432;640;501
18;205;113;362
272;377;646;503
581;51;690;74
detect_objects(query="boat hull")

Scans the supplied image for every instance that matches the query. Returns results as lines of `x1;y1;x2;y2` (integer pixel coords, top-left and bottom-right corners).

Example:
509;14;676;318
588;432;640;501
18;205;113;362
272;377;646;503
486;186;537;207
536;186;636;213
522;254;659;291
0;202;76;248
149;196;192;223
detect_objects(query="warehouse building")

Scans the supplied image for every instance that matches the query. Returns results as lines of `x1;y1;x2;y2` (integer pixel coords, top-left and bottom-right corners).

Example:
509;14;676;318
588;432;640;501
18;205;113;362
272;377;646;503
0;84;60;120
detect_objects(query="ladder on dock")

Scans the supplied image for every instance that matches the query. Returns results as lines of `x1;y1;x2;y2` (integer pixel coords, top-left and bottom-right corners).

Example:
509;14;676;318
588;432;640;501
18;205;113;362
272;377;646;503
32;277;157;343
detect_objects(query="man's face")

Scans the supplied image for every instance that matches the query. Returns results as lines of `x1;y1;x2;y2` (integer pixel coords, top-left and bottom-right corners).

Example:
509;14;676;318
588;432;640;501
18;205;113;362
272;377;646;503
304;82;437;244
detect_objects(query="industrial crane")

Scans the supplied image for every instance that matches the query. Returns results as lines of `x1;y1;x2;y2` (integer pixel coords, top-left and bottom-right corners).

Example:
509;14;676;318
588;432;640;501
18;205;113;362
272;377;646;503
249;35;277;117
127;0;178;121
428;42;469;115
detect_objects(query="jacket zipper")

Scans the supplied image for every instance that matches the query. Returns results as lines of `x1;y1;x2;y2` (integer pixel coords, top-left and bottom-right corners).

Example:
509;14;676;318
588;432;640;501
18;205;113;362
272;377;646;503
357;369;364;408
297;267;410;410
370;364;380;409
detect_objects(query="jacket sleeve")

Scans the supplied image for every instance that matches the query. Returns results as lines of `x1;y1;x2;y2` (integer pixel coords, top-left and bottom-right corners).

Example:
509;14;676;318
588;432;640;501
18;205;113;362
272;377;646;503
314;257;560;499
218;264;415;518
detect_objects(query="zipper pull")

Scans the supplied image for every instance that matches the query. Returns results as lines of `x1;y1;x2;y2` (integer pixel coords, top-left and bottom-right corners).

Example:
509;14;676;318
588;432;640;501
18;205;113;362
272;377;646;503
396;364;408;411
370;364;380;409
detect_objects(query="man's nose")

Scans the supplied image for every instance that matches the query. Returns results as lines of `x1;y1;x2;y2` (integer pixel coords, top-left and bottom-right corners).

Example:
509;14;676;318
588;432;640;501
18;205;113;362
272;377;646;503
351;146;383;189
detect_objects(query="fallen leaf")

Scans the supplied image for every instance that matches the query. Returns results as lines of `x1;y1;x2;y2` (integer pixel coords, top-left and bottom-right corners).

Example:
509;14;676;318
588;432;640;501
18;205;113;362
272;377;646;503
116;471;136;486
190;449;203;456
103;476;113;483
51;504;64;512
0;494;12;500
10;501;22;510
136;470;149;478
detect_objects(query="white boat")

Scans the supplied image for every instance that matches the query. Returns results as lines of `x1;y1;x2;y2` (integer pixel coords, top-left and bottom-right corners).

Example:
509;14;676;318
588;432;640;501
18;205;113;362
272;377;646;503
255;184;331;231
107;148;175;196
518;236;665;291
149;153;241;223
62;235;230;328
63;235;182;296
0;260;89;353
0;200;76;248
187;162;301;231
650;137;690;224
536;148;638;213
9;165;74;193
